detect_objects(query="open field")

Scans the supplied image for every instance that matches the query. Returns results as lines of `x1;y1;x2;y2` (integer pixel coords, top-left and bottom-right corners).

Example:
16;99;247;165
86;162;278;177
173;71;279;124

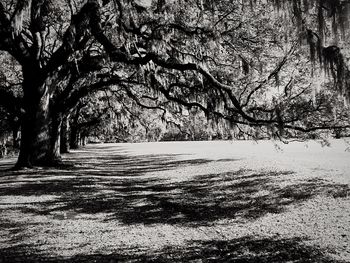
0;140;349;262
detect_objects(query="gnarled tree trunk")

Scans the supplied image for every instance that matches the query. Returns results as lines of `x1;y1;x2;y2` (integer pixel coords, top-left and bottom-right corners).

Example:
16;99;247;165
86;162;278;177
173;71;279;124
16;95;51;167
15;70;62;168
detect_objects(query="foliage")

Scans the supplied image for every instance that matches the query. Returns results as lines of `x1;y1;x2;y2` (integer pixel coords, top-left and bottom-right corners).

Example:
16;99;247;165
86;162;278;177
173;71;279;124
0;0;349;164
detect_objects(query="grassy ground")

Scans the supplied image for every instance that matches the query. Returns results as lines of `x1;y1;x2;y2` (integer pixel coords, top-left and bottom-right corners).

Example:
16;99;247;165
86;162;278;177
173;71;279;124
0;140;349;262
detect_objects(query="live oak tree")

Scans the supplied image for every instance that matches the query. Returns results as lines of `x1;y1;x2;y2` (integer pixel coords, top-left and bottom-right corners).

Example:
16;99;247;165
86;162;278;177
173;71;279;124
266;0;350;138
270;0;350;101
68;92;120;147
0;0;349;168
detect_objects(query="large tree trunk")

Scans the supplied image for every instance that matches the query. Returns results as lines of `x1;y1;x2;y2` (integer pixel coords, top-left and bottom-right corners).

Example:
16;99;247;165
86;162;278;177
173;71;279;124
15;70;60;168
16;95;51;167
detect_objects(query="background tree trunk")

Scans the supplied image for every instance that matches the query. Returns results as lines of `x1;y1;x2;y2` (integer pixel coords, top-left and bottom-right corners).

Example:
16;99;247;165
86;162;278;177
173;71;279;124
70;106;81;149
48;113;63;164
60;114;70;153
11;120;20;149
70;122;80;149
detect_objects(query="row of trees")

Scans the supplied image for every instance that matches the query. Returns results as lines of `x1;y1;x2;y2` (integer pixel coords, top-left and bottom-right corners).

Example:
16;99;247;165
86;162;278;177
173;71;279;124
0;0;349;168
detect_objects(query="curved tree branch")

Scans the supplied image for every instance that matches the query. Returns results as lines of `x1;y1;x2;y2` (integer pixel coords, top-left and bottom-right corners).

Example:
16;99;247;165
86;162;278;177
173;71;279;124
0;2;31;65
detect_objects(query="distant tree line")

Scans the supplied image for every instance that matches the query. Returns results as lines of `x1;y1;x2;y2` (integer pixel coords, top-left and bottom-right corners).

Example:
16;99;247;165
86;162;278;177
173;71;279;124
0;0;349;164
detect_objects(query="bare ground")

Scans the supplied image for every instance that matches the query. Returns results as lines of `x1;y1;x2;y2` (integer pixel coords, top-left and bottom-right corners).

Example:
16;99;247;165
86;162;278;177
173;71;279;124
0;140;349;262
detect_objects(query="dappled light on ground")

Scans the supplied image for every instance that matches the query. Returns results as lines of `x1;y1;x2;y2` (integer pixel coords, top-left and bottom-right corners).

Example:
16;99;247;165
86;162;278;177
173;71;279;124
0;141;349;262
0;237;345;262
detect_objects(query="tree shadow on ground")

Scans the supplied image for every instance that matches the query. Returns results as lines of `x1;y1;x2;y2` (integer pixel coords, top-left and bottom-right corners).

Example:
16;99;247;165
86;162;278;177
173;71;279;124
0;149;235;178
0;145;349;262
0;236;345;263
0;166;348;225
0;143;349;225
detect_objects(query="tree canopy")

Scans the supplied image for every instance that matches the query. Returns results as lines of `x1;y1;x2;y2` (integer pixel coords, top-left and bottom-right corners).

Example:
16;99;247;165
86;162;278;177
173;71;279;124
0;0;349;167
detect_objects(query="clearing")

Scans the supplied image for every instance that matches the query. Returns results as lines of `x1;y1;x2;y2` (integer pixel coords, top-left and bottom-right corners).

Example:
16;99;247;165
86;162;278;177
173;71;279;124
0;140;349;262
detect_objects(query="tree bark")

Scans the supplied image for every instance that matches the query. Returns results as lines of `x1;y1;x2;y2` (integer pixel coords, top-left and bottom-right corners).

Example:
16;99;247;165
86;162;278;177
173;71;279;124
60;114;70;153
70;110;80;149
15;69;59;168
48;112;63;164
70;129;79;149
16;91;50;167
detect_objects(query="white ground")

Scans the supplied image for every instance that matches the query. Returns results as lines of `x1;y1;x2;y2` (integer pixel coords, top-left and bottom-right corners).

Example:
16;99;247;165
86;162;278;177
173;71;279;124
0;139;349;262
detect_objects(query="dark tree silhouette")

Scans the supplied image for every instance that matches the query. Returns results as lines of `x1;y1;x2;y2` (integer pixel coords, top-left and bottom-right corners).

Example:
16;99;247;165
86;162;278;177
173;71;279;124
0;0;349;168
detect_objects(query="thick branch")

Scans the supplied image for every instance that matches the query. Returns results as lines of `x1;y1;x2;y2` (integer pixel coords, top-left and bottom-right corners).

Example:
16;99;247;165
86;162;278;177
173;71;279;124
62;77;121;112
0;2;31;65
44;2;94;75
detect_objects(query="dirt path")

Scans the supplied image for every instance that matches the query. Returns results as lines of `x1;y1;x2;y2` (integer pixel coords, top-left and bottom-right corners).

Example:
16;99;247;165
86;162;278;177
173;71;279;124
0;140;349;262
